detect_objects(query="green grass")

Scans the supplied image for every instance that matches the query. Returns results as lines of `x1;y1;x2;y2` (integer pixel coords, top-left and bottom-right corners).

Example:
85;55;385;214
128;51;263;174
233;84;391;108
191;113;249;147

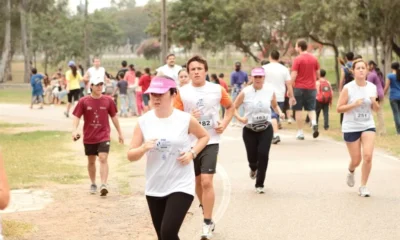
0;89;31;104
2;219;35;238
0;121;38;129
0;131;85;189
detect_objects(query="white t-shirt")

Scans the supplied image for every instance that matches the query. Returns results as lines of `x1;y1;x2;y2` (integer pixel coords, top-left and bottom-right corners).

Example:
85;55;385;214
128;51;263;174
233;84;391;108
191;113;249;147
242;84;274;125
262;62;291;102
87;67;106;93
178;81;227;146
156;64;182;84
342;81;377;133
138;109;194;197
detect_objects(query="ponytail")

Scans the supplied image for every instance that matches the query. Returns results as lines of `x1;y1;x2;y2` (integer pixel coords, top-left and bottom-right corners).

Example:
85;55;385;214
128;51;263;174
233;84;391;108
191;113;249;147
391;62;400;82
71;65;77;77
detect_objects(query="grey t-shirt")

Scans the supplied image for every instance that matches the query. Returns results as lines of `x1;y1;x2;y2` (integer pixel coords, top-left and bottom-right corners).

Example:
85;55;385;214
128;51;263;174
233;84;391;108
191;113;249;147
117;80;128;94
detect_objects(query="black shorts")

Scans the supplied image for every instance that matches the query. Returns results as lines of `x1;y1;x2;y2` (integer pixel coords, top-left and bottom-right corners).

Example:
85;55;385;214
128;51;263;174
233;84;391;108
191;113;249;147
68;89;80;103
292;88;317;111
142;93;150;106
343;128;376;143
194;144;219;176
84;141;110;156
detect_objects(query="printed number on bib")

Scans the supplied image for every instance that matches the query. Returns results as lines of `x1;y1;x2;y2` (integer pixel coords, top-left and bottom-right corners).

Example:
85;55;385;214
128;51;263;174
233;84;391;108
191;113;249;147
156;139;172;153
199;117;213;129
354;112;370;121
252;112;268;123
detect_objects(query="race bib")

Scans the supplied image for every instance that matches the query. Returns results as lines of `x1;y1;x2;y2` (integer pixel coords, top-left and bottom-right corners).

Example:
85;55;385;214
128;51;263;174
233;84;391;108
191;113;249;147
155;139;172;153
354;111;370;121
252;112;269;123
199;116;213;129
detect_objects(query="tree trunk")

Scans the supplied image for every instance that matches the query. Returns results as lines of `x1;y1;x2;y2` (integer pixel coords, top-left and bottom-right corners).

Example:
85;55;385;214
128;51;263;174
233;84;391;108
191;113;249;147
19;0;31;83
6;50;14;81
84;0;90;69
383;36;393;79
0;0;12;83
44;50;48;74
372;36;378;64
333;45;340;90
392;40;400;58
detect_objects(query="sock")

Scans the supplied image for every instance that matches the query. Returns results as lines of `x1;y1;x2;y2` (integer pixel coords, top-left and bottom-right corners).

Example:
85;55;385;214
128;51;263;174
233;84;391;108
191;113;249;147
311;120;317;126
297;130;303;135
273;133;277;138
204;218;212;225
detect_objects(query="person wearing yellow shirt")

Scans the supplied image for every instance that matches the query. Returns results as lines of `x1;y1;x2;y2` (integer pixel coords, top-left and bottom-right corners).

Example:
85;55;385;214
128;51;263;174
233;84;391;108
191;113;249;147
64;61;83;118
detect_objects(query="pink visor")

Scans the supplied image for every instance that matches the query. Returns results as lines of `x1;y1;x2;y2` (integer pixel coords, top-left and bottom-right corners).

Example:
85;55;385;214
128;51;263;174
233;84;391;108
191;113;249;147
144;76;177;94
251;67;265;77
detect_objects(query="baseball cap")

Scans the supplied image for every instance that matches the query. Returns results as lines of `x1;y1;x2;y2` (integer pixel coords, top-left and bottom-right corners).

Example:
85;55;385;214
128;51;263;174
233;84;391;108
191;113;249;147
68;60;75;67
90;77;104;86
251;67;265;77
144;76;176;94
235;61;241;66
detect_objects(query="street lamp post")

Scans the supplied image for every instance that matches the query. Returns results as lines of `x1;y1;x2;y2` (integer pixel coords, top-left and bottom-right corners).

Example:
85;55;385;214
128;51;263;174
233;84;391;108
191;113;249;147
160;0;168;65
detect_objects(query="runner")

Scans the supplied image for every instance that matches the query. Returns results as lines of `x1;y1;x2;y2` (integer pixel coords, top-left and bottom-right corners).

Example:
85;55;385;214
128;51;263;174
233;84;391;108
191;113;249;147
336;59;379;197
72;77;124;197
30;68;44;109
156;54;182;84
174;55;234;240
64;61;83;118
127;76;209;240
384;62;400;135
263;50;295;144
178;69;190;88
291;39;320;140
233;67;284;193
139;67;152;113
83;57;107;94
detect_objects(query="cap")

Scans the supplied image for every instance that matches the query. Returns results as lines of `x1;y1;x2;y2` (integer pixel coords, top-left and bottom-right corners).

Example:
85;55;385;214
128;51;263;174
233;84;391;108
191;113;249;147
90;77;104;86
235;61;241;66
144;76;177;94
251;67;265;77
68;60;75;67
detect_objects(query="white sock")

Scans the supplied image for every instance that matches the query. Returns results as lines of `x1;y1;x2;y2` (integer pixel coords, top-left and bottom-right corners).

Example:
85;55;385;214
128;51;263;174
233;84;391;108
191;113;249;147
274;133;278;138
311;120;317;126
297;130;303;135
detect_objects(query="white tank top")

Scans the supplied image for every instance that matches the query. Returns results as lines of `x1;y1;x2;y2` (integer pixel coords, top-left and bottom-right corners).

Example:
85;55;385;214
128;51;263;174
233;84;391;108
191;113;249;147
242;84;274;125
138;109;194;197
178;81;223;145
342;81;377;133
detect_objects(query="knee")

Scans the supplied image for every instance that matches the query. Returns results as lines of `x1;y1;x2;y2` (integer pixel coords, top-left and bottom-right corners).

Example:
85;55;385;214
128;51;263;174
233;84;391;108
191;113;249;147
363;153;373;163
98;156;108;164
350;155;362;167
201;178;213;191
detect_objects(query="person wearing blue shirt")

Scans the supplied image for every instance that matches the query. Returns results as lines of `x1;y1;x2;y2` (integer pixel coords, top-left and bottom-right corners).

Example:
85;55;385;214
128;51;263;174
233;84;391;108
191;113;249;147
384;62;400;135
30;68;44;109
230;62;248;126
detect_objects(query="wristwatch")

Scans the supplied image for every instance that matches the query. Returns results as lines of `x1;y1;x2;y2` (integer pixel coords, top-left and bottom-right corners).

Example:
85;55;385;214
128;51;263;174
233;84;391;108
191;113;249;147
190;149;197;159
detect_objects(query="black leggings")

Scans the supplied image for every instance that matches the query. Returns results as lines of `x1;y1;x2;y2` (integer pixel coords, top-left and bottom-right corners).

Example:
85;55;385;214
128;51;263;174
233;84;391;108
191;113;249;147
146;192;194;240
242;125;273;188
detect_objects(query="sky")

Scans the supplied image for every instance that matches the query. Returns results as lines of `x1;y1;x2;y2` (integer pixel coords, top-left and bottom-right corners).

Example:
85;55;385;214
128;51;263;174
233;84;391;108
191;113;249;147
68;0;150;13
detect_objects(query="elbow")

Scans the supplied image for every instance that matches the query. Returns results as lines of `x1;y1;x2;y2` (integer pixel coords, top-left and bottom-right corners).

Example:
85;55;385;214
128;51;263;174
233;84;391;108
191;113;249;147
0;194;10;210
127;151;140;162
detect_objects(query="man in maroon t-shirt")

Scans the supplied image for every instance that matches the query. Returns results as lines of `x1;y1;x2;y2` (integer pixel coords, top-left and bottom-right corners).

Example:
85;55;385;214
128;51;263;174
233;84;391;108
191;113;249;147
291;39;321;140
72;77;124;197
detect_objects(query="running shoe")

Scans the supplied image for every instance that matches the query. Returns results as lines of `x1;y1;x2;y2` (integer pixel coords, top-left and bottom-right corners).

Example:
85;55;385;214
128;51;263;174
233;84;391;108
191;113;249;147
90;184;97;194
201;222;215;240
100;184;108;196
359;186;371;197
64;111;69;118
255;187;265;194
272;136;281;144
249;169;257;180
312;124;319;138
346;172;355;187
296;133;305;140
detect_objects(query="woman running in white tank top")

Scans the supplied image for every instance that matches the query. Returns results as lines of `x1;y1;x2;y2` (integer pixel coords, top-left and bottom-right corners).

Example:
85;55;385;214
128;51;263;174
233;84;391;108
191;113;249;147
337;59;379;197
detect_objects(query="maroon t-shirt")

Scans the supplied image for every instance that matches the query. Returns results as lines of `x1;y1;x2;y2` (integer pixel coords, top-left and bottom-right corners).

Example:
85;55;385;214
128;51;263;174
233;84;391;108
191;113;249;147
292;53;320;89
73;95;117;144
139;74;152;93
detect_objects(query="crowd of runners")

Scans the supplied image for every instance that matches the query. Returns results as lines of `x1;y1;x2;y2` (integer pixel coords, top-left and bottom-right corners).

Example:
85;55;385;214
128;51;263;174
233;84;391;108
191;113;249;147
25;39;400;240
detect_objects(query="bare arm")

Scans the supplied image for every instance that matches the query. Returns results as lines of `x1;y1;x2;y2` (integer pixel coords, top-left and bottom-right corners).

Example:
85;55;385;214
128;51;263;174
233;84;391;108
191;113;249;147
384;78;390;95
336;88;361;113
233;91;245;120
271;93;283;116
83;71;90;83
291;71;298;85
339;68;345;92
0;151;10;210
188;117;210;156
111;116;124;144
370;97;380;112
285;81;294;98
127;124;149;161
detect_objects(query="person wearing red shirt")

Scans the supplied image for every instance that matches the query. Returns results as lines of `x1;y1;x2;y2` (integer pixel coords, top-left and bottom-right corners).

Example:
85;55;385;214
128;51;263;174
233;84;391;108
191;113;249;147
218;73;229;92
291;39;321;140
72;77;124;197
139;67;152;113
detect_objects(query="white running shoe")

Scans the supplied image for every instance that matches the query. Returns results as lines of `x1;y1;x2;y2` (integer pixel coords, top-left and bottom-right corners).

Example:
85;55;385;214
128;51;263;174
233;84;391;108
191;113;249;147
346;172;355;187
201;222;215;239
255;187;265;194
359;186;371;197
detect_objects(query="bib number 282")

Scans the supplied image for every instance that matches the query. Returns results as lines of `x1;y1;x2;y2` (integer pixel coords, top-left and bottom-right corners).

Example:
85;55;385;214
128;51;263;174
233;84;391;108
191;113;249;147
199;120;211;127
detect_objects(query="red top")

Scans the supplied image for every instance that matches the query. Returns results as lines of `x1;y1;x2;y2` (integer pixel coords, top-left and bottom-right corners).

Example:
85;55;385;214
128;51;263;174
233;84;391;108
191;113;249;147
124;70;136;87
139;74;152;93
73;95;117;144
219;79;229;92
291;53;320;89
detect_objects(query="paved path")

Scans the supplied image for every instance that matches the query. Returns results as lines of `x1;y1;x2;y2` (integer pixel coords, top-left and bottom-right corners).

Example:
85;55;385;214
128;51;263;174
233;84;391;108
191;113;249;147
1;103;400;239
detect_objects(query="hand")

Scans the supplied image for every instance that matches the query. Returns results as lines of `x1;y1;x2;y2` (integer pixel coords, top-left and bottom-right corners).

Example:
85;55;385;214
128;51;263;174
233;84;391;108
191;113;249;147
142;139;157;152
353;98;364;107
72;131;81;141
279;112;285;119
370;97;377;103
289;97;297;106
191;109;201;120
118;134;124;144
214;121;227;134
177;152;192;165
239;117;248;124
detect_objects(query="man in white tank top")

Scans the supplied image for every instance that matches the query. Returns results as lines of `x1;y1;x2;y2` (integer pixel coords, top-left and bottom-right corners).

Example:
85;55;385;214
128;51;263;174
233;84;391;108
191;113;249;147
174;55;234;239
83;57;107;94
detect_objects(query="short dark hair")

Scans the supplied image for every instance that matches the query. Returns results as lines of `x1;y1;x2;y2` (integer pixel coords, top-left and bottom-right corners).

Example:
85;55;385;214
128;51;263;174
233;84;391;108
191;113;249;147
270;50;280;60
355;55;363;60
136;71;142;78
345;52;354;61
118;71;125;79
186;55;208;72
31;68;37;74
121;60;127;67
129;64;135;70
166;53;175;60
297;40;308;51
320;69;326;77
218;73;224;78
144;67;151;74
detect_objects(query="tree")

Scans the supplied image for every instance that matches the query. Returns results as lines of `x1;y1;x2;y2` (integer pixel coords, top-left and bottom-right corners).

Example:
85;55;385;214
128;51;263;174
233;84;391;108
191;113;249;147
0;0;11;83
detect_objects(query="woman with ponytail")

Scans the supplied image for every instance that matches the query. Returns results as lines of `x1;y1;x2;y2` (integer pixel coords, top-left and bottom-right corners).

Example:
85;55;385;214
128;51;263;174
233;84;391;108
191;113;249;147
384;62;400;135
